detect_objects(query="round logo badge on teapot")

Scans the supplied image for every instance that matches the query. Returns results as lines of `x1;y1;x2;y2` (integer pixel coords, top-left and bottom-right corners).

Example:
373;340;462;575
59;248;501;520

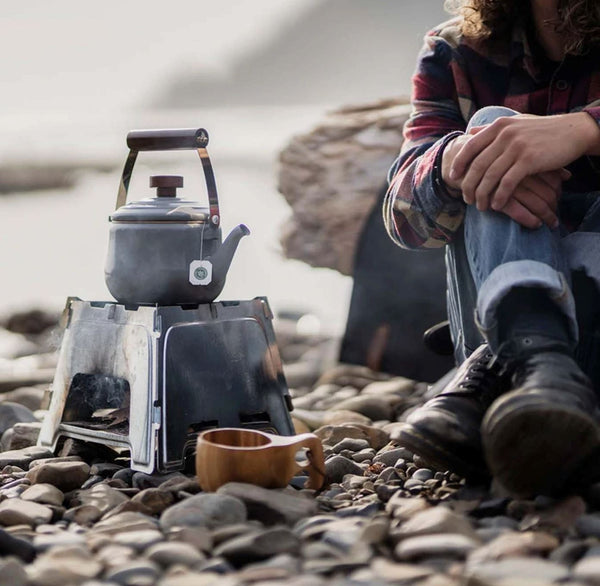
189;260;213;286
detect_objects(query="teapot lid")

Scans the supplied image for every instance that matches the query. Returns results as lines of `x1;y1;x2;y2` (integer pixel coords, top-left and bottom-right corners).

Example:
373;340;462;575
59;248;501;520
110;175;210;223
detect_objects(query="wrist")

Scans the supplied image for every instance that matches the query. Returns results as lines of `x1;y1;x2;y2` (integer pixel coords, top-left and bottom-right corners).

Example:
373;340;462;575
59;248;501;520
577;111;600;156
441;137;463;197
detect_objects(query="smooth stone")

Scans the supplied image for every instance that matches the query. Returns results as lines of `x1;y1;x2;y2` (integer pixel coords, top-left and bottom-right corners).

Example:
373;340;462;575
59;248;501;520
314;424;389;451
302;557;368;574
33;531;86;552
27;545;102;585
132;471;187;490
217;483;318;526
403;478;424;491
385;495;431;520
361;517;390;545
160;493;247;531
20;483;64;506
352;448;376;463
549;539;589;566
390;505;478;541
26;461;90;492
158;476;201;495
576;514;600;538
0;446;52;469
335;502;380;518
371;558;434;582
112;468;135;485
1;422;42;450
104;559;161;585
0;402;37;435
166;526;213;552
330;396;394;421
214;527;301;567
521;495;586;533
92;511;158;535
28;456;83;469
95;543;137;571
478;516;519;531
362;378;415;396
211;523;261;546
374;448;410;468
131;488;175;515
573;554;600;583
80;475;104;490
411;468;434;482
2;386;46;411
468;531;559;564
0;498;52;527
325;455;364;483
0;556;27;586
69;483;130;515
157;572;238;586
466;557;570;583
195;556;235;574
0;527;35;562
145;541;205;567
113;529;164;552
90;463;124;477
63;504;103;525
321;410;373;427
476;528;512;544
332;438;370;453
395;533;479;560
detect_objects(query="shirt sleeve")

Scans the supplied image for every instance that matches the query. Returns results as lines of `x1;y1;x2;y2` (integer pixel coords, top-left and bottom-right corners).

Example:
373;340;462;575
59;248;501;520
582;105;600;173
383;30;467;250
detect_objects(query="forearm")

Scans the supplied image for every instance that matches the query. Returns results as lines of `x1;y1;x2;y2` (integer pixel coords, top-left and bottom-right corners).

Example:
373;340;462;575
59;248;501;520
384;134;466;249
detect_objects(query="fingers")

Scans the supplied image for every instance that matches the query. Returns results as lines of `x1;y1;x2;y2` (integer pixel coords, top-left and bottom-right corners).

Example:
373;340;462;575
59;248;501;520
470;152;516;211
500;199;544;230
511;183;559;228
450;122;499;181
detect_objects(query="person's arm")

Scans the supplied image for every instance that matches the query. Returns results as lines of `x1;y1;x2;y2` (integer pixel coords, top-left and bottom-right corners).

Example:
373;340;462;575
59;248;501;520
384;28;467;250
449;110;600;212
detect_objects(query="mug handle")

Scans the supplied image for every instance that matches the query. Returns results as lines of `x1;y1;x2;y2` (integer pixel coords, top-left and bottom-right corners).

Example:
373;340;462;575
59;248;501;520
290;433;327;490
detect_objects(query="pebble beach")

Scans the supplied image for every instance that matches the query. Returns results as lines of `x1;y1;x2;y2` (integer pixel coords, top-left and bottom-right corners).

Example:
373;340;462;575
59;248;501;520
2;310;600;585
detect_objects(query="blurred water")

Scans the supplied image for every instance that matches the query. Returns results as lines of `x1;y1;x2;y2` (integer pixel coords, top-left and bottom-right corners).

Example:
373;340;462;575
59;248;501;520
0;106;353;335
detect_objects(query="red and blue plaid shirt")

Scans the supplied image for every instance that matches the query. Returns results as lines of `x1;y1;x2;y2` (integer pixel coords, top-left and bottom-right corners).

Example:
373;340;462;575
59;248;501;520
384;16;600;249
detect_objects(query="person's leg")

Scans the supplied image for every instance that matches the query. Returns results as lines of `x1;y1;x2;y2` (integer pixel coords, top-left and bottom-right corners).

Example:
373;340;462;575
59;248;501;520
446;106;520;363
404;106;600;494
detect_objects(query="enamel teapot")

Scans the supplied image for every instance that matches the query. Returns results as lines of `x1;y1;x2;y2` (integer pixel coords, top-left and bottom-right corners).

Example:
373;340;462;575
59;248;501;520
105;128;249;306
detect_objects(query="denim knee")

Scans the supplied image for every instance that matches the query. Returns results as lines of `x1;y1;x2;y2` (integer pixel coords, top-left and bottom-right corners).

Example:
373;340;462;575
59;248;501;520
466;106;519;132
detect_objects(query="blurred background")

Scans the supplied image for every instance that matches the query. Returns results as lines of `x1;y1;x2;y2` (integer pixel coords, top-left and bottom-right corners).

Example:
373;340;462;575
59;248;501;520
0;0;447;335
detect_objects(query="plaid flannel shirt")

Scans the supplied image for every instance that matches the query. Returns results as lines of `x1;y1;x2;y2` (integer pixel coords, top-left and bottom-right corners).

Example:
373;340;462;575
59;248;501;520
384;17;600;249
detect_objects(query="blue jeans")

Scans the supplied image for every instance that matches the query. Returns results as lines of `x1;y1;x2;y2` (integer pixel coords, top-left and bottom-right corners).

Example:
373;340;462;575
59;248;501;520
447;106;600;376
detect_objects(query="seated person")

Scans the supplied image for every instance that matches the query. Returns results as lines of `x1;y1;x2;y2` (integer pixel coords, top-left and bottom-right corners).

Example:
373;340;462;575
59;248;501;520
384;0;600;496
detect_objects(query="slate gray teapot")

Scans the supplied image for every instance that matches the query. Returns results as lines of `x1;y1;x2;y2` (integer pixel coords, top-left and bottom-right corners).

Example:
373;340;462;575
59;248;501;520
105;128;249;306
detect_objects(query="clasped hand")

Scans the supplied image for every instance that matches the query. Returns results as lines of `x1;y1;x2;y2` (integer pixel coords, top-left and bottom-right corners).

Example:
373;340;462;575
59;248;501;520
441;112;600;229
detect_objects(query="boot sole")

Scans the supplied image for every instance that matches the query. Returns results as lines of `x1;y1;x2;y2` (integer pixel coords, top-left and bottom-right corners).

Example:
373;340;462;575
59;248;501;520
398;423;488;480
482;392;600;497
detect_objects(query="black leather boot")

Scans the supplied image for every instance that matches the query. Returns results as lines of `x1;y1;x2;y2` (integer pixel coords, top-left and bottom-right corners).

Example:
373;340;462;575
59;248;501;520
482;335;600;497
397;344;510;479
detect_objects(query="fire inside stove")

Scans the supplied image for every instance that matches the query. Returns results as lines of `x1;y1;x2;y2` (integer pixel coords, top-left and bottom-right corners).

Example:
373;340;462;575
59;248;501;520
62;373;131;435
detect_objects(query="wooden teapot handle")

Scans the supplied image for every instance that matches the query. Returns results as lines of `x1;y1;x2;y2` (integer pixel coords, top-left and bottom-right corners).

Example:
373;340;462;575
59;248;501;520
290;433;327;490
115;127;220;225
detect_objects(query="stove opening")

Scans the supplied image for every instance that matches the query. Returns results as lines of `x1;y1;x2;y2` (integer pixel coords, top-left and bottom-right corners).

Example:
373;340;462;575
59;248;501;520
63;373;131;435
239;411;275;433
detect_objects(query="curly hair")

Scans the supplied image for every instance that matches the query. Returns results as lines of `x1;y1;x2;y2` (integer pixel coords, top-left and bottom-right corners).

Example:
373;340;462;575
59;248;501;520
444;0;600;54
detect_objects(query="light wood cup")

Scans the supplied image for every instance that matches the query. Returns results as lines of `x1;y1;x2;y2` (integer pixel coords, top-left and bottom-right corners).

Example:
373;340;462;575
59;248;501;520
196;428;326;492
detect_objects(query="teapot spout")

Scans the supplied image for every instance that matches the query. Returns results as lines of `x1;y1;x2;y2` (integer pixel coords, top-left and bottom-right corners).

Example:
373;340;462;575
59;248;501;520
210;223;250;285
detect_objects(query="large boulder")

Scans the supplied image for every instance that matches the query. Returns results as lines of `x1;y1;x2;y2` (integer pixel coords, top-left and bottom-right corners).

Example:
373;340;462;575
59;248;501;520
278;98;410;276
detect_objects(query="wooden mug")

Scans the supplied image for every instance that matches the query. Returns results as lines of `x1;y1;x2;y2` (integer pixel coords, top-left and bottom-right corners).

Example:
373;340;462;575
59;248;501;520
196;428;326;492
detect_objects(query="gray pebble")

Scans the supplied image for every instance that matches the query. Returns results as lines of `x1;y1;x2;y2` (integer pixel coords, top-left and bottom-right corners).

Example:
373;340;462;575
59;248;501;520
160;493;247;531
